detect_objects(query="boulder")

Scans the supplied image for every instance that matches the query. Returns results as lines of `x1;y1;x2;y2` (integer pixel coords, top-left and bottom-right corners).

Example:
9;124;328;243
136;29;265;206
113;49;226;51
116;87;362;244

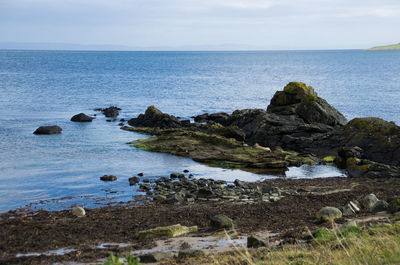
210;214;235;230
100;175;117;181
316;206;342;222
340;118;400;167
247;235;267;248
339;201;360;217
135;224;198;240
33;125;62;135
71;113;94;122
138;252;174;263
267;82;347;126
170;173;185;179
371;200;389;213
72;206;85;217
361;194;379;209
128;105;182;129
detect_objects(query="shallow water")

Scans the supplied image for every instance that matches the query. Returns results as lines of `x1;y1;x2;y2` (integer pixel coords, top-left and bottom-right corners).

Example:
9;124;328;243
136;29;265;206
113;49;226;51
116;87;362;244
0;50;399;213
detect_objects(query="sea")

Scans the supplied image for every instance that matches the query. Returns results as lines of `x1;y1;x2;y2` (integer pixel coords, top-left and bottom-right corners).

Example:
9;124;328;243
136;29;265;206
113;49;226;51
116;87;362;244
0;49;399;213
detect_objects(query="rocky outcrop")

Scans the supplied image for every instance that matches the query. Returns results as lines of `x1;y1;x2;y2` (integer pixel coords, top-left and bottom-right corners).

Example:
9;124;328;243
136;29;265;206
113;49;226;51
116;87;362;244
128;105;182;129
71;113;94;122
33;125;62;135
267;82;347;126
339;118;400;167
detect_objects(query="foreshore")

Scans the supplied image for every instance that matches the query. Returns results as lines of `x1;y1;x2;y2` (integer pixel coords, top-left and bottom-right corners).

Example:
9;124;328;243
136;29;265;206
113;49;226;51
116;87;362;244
1;176;400;264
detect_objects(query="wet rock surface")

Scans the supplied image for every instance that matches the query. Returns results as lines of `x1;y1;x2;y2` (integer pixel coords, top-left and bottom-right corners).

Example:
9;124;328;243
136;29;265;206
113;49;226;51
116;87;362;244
70;113;94;122
95;106;121;117
33;125;62;135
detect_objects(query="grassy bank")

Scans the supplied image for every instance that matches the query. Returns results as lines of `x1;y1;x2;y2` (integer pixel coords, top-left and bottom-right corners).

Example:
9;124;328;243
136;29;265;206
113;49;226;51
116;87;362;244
159;223;400;265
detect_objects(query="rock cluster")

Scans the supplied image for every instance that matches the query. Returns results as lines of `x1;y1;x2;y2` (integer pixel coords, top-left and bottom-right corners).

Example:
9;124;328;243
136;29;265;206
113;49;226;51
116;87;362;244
128;105;183;129
139;174;283;204
95;106;121;117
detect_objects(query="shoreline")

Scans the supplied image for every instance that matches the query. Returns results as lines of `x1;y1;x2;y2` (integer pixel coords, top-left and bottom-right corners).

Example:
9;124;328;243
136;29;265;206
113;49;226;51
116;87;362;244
1;176;400;264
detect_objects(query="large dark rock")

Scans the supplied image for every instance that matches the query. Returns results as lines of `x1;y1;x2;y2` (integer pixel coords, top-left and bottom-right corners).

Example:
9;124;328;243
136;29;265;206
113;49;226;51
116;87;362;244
128;105;182;129
267;82;347;127
210;214;235;230
339;118;400;167
33;125;62;135
71;113;94;122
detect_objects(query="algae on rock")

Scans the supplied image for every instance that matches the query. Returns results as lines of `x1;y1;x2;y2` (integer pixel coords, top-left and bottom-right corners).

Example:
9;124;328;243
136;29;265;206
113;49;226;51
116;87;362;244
135;224;198;240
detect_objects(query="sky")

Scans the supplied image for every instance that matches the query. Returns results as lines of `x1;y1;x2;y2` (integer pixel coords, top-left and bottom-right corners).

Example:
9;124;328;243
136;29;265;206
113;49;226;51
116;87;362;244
0;0;399;50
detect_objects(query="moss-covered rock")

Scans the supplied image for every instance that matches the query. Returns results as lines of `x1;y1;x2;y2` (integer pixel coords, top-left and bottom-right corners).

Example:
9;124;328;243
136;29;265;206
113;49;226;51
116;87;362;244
316;206;342;222
130;128;289;174
210;214;236;230
268;82;347;127
135;224;198;240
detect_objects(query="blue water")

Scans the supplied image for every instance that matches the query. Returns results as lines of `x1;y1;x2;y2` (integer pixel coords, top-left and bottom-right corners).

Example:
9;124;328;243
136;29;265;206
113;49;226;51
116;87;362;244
0;50;399;213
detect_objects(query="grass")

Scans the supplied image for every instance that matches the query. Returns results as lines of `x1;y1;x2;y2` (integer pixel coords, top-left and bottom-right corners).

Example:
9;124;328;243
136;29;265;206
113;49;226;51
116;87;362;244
154;223;400;265
368;43;400;50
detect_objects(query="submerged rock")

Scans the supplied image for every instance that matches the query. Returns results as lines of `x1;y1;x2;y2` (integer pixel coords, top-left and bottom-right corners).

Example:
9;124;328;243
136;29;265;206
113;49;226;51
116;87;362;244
101;106;120;117
135;224;198;240
71;113;94;122
33;125;62;135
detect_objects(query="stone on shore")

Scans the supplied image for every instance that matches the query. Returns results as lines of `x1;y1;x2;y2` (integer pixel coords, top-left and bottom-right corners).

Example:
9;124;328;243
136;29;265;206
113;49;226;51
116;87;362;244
33;125;62;135
316;206;342;222
362;194;379;209
210;214;236;230
129;176;140;185
72;206;86;217
138;252;174;263
135;224;198;240
247;235;267;248
71;113;94;122
370;200;389;213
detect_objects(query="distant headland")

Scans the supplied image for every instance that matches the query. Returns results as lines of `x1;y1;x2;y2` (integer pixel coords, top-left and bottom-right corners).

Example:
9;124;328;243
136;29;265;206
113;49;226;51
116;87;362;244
368;43;400;50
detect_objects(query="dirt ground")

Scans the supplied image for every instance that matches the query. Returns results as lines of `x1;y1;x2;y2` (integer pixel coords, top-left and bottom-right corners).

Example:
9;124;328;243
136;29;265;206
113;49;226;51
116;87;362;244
1;177;400;265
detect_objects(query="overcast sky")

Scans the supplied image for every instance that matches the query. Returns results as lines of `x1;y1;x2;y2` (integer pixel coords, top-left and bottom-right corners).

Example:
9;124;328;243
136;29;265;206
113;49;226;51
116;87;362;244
0;0;399;50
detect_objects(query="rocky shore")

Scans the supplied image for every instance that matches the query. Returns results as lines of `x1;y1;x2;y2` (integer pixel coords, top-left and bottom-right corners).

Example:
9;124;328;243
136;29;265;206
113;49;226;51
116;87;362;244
123;82;400;178
4;81;400;264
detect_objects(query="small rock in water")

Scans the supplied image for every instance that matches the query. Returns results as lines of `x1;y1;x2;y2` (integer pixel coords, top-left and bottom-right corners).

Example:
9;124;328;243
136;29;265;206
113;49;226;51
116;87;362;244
70;113;94;122
138;172;144;176
72;206;86;217
170;173;185;179
100;175;117;181
118;122;124;126
183;169;190;173
129;176;140;185
33;125;62;135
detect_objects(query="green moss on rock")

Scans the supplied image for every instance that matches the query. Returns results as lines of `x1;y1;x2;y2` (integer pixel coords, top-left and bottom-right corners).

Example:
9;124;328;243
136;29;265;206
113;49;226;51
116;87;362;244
135;224;198;240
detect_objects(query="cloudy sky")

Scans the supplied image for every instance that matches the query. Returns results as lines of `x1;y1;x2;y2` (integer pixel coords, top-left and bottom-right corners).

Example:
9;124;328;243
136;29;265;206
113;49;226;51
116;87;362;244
0;0;399;50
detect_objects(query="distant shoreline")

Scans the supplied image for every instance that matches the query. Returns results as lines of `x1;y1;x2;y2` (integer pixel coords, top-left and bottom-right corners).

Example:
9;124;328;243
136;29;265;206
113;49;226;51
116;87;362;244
368;43;400;50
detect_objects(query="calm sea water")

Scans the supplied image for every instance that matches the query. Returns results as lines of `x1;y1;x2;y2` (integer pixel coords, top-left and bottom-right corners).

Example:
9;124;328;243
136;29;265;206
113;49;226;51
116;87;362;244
0;50;399;213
